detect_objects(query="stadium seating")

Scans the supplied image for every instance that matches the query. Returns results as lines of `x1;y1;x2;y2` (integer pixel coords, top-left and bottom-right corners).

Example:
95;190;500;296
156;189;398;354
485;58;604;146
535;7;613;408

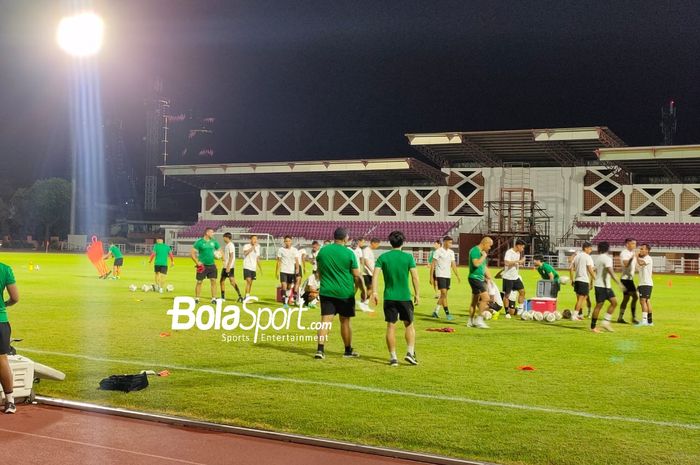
592;222;700;248
179;220;459;243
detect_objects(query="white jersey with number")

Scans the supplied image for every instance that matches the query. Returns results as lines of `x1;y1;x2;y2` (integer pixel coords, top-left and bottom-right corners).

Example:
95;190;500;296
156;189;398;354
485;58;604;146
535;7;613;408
503;248;521;280
242;244;260;271
223;242;236;268
619;249;636;280
573;252;594;283
594;253;613;288
277;247;298;274
637;255;653;286
433;247;455;279
362;246;375;276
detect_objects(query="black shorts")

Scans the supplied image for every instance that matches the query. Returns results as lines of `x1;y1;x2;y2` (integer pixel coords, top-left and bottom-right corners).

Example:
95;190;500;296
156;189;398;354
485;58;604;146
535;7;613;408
363;275;372;288
468;278;487;295
574;281;590;296
154;265;168;275
320;296;355;318
280;272;296;285
384;300;414;324
621;279;637;294
0;322;11;355
436;277;451;290
196;264;218;281
220;268;234;279
503;278;524;294
595;286;615;303
638;285;653;299
244;269;257;280
114;257;124;267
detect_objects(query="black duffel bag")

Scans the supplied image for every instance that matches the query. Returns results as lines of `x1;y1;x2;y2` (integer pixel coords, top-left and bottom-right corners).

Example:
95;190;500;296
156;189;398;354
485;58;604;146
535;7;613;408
99;373;149;392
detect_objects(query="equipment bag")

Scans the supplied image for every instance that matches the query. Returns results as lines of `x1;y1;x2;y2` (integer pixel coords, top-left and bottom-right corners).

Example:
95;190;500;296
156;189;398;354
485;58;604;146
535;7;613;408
99;373;149;392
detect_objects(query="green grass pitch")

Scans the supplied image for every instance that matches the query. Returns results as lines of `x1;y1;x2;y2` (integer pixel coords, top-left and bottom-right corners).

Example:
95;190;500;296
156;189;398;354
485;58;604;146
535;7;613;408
2;251;699;465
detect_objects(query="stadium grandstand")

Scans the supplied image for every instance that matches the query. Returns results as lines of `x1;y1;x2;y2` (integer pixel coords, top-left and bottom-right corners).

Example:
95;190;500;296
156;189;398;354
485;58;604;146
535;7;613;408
160;127;700;272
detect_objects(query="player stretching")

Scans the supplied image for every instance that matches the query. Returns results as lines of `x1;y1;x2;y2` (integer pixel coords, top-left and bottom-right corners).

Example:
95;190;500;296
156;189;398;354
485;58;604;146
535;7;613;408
635;243;654;326
103;242;124;279
533;254;560;297
220;233;243;302
362;238;380;307
503;239;526;316
591;242;625;333
0;261;19;414
191;227;220;304
467;236;493;328
314;227;366;359
275;236;299;309
428;239;441;298
570;242;595;320
371;231;420;367
430;236;460;320
242;235;262;299
149;238;174;293
618;238;639;324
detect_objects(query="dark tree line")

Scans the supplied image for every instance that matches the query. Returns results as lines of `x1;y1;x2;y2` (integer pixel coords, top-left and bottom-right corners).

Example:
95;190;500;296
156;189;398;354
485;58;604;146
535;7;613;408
0;178;71;241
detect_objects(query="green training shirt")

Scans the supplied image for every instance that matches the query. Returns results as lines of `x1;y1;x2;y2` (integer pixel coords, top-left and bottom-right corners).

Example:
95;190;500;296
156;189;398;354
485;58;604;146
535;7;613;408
317;243;358;299
375;250;416;302
427;249;435;264
109;245;123;259
468;246;486;281
153;243;172;267
0;263;16;323
537;262;560;283
193;238;220;266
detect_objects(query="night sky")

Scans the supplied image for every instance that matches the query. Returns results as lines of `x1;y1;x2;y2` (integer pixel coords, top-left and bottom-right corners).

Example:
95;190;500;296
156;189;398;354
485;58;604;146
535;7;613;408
1;0;699;189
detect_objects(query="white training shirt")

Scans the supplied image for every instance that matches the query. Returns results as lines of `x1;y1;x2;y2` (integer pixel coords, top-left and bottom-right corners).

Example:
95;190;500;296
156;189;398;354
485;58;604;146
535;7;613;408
637;255;653;286
433;247;455;279
502;248;521;280
487;279;503;307
619;248;636;280
242;244;260;271
362;246;375;276
572;252;594;283
309;248;320;272
296;248;307;270
277;246;298;274
223;242;236;269
594;253;613;288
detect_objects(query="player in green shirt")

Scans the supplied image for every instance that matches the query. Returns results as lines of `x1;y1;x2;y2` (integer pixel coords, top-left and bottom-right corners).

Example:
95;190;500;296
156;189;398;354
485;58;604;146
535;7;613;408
190;227;221;304
468;236;493;329
314;227;366;360
149;238;175;293
371;231;420;367
0;262;19;414
103;242;124;279
533;254;560;298
427;239;440;299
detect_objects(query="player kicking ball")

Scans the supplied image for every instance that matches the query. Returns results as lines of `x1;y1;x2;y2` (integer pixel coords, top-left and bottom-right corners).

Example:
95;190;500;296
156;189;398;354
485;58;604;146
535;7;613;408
371;231;419;367
635;243;654;327
191;227;220;304
275;236;299;309
429;236;460;320
591;242;626;333
149;238;174;293
220;232;243;302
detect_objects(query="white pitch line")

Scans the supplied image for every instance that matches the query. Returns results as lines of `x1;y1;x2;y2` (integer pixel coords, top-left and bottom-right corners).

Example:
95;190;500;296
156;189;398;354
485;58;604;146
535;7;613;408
21;347;700;431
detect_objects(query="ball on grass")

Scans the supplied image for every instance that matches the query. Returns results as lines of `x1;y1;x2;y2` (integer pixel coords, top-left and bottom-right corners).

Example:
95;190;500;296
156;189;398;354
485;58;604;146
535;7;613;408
129;284;137;292
533;311;544;321
559;276;570;285
482;310;493;320
166;284;175;292
141;284;151;292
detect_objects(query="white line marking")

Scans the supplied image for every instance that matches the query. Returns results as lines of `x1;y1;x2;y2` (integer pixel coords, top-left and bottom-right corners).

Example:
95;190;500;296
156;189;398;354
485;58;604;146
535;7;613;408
21;347;700;431
0;426;209;465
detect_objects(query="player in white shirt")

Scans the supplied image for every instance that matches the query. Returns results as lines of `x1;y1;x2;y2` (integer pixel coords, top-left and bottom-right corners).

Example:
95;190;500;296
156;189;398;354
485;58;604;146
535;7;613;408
220;233;243;302
294;245;308;303
618;238;639;324
635;243;654;326
429;236;460;320
348;239;369;311
361;238;380;307
570;242;596;320
502;239;526;316
242;235;262;299
275;235;299;308
590;242;626;333
306;241;321;277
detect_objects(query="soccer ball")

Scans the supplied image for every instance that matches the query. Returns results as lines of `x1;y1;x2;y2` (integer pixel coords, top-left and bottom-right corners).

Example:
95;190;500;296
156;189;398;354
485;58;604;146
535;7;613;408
521;311;531;320
482;310;493;320
555;311;563;320
214;250;223;260
544;312;556;322
129;284;137;292
166;284;174;292
559;276;571;285
141;284;151;292
533;311;544;321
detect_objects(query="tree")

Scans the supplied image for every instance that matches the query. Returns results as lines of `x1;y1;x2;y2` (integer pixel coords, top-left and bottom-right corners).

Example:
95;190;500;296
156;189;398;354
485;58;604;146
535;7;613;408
28;178;72;241
8;187;32;238
0;197;8;238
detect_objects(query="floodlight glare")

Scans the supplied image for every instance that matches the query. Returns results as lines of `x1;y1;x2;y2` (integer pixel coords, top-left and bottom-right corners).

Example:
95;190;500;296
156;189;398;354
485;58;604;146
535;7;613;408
56;12;104;57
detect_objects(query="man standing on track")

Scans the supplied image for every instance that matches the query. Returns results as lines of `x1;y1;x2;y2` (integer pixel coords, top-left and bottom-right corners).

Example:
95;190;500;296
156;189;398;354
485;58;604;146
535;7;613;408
570;242;596;320
636;243;655;327
242;235;262;299
502;239;526;316
0;261;19;414
314;227;365;360
149;237;174;293
220;232;243;302
191;227;220;304
275;236;299;309
371;231;419;367
467;236;493;329
430;236;460;321
618;238;639;324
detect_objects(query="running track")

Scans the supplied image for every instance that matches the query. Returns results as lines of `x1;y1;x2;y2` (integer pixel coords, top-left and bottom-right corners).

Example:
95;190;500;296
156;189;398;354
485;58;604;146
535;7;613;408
0;402;481;465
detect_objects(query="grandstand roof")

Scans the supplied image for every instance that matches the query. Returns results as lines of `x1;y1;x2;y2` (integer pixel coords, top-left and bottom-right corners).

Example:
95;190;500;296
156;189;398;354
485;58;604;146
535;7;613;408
406;126;625;167
159;158;447;189
597;144;700;183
